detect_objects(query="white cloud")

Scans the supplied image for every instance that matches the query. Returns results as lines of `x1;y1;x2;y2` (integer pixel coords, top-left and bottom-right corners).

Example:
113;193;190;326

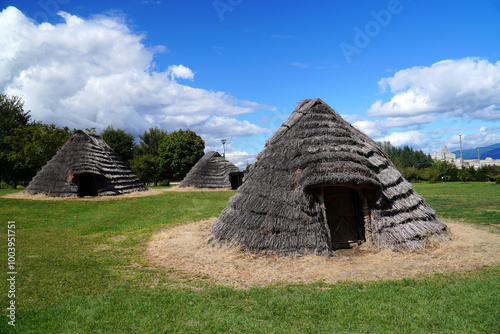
363;58;500;154
167;64;195;81
469;105;500;121
464;126;500;148
369;58;500;120
224;149;254;169
377;131;427;147
352;120;385;138
193;116;272;149
352;114;440;139
0;6;272;145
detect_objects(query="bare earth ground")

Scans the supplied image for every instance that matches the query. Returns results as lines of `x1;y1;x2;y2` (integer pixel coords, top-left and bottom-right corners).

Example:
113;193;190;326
1;186;231;201
146;219;500;288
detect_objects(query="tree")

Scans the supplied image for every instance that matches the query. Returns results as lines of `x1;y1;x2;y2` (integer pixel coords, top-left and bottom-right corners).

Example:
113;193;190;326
0;94;33;135
100;126;135;164
477;165;500;182
135;126;168;156
158;129;205;179
129;154;160;185
458;166;475;183
0;94;35;187
378;141;434;172
2;124;72;186
413;150;434;169
436;161;459;182
129;127;168;185
422;166;442;183
379;141;393;156
400;167;421;182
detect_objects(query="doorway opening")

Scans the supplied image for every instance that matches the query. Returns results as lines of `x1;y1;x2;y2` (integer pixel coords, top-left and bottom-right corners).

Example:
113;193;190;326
77;173;100;197
229;173;243;190
323;186;367;249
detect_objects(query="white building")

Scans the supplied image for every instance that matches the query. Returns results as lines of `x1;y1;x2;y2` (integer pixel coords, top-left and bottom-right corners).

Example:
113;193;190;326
431;146;456;163
463;157;500;168
431;145;500;168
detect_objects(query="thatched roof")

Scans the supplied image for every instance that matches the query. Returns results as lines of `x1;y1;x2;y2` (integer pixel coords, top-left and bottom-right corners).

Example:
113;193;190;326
26;130;146;197
179;151;244;189
211;99;448;255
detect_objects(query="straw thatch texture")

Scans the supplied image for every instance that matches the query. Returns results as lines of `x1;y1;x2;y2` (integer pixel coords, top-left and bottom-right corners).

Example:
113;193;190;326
211;98;448;255
179;151;244;189
26;130;146;197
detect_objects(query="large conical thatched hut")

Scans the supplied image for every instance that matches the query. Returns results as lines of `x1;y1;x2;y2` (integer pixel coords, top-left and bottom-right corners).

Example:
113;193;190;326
211;98;448;255
179;151;244;189
26;130;146;197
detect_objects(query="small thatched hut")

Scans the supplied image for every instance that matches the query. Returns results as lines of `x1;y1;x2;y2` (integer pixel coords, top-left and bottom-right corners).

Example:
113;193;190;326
211;98;448;255
179;151;244;189
26;130;146;197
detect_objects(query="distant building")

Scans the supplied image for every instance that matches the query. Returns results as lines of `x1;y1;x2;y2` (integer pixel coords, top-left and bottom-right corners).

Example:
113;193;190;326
431;146;456;163
432;146;500;168
462;157;500;168
483;157;500;166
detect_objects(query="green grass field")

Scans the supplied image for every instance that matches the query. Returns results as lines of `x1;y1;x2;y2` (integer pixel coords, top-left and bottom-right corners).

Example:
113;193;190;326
1;183;499;333
412;182;500;227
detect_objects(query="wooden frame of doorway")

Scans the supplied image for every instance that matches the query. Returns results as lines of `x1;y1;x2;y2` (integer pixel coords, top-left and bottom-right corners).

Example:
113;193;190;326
312;183;377;250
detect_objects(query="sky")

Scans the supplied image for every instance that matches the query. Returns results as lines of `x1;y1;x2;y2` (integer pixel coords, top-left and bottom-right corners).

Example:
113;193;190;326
1;0;500;168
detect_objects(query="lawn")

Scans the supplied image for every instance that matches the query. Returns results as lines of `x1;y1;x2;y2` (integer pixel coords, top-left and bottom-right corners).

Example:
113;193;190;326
0;183;499;333
412;182;500;227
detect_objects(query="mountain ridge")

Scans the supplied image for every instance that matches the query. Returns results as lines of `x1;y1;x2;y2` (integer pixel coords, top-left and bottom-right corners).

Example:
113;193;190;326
452;143;500;160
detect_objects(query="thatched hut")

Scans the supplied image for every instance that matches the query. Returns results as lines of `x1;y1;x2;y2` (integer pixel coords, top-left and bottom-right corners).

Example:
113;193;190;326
179;151;244;189
211;98;448;255
26;130;146;197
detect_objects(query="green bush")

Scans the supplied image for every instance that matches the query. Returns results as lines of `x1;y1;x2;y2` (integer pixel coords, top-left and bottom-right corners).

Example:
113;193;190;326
157;180;170;187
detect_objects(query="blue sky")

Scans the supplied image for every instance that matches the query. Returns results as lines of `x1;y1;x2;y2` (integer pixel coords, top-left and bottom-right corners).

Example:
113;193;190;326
1;0;500;167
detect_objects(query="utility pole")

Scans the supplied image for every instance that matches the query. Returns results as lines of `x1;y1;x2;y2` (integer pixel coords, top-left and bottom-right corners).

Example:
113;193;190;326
459;134;463;167
477;146;480;167
221;139;227;159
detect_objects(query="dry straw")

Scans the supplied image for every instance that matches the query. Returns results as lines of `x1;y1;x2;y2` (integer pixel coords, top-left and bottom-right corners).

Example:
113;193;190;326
147;218;500;288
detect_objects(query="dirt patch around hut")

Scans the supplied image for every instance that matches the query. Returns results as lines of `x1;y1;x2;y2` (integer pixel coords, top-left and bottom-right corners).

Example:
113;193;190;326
1;186;232;201
146;219;500;288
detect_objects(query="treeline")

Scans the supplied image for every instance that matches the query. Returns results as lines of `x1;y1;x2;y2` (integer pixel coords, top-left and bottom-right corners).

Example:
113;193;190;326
0;94;204;188
379;141;500;183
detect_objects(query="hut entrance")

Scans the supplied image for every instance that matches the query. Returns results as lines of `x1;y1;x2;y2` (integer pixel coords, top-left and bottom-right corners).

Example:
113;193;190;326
324;186;366;249
77;173;100;197
229;173;243;190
